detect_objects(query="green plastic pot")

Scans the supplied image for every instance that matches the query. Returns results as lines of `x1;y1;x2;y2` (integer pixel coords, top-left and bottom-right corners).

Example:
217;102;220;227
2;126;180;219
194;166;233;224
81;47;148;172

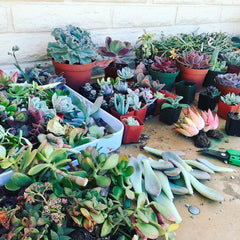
149;68;179;91
175;80;197;104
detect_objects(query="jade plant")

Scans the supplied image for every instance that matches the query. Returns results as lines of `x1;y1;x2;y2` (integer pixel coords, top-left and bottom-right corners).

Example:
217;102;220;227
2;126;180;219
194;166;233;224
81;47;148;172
47;25;97;65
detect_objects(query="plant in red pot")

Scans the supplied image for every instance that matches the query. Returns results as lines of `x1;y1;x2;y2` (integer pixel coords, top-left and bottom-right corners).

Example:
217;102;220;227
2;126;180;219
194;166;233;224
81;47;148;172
177;50;211;91
217;93;240;119
47;25;110;92
120;116;144;144
98;37;133;79
214;73;240;96
149;56;179;91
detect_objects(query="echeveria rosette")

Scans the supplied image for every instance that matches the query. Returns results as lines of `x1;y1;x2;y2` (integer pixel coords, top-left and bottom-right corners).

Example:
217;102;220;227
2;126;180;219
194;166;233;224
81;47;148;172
98;37;133;64
52;93;75;114
151;57;178;73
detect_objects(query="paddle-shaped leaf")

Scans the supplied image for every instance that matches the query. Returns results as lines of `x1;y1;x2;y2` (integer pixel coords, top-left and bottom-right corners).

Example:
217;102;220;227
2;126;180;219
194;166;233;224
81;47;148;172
134;222;159;239
28;163;50;175
129;156;143;193
101;154;119;170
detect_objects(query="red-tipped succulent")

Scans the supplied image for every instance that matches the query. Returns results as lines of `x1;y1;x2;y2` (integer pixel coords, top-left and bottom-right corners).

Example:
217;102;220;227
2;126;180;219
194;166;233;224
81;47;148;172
151;57;178;73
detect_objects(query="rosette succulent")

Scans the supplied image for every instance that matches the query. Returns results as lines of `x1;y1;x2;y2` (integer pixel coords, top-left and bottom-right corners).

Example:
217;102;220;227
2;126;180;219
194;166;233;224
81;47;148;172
151;57;178;73
215;73;240;88
220;92;240;105
117;67;134;80
52;93;75;114
223;51;240;66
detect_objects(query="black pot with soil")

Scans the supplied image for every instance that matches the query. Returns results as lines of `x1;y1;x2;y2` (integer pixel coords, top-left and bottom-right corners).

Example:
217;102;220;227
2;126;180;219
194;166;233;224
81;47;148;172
225;112;240;137
159;107;182;125
197;91;220;111
175;80;197;104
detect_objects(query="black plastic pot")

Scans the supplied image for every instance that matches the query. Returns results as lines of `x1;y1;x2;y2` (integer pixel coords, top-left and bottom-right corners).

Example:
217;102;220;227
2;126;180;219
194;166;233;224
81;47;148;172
197;92;220;111
145;100;157;119
175;80;197;104
203;69;226;87
225;112;240;137
104;62;127;80
159;107;182;125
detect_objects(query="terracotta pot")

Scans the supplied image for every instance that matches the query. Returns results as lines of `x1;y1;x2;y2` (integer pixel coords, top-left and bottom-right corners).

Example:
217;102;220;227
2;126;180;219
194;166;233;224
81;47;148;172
214;83;240;96
203;69;227;87
134;106;147;122
217;100;240;120
179;65;209;92
110;107;134;120
225;112;240;136
227;64;240;75
52;60;95;91
104;62;128;80
149;68;179;91
120;116;144;144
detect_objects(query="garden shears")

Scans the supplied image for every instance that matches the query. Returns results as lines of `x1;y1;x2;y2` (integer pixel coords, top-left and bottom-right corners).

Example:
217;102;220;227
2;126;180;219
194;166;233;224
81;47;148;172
197;148;240;167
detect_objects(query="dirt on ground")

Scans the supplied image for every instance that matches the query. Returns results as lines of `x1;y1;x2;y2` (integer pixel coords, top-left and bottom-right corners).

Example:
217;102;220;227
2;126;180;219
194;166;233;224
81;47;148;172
118;112;240;240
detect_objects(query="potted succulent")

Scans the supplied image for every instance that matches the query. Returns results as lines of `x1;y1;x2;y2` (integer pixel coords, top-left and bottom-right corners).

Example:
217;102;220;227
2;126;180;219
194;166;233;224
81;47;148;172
222;51;240;74
217;92;240;119
175;80;197;104
159;96;189;125
214;73;240;96
198;86;220;111
203;47;227;87
225;108;240;137
47;25;109;91
117;66;134;82
177;50;211;91
110;93;134;119
149;56;179;91
98;37;133;79
120;115;144;143
134;30;158;68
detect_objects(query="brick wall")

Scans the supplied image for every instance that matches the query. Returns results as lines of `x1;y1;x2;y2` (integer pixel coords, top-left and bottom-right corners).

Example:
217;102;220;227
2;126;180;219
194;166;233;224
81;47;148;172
0;0;240;69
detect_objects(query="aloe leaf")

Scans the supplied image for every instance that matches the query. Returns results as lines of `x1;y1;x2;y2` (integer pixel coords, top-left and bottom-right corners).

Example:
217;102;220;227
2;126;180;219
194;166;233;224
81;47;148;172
142;158;161;197
169;182;189;195
197;158;235;172
151;192;182;223
190;169;211;180
134;222;159;239
184;160;215;174
162;152;192;172
168;158;193;195
154;170;174;200
101;154;119;170
163;167;181;177
129;156;143;193
148;157;174;170
188;172;224;202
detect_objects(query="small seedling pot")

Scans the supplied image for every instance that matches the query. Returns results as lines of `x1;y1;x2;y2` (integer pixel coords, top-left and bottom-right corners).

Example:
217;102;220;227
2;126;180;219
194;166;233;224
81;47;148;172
134;106;147;122
225;112;240;137
175;80;197;104
110;107;134;120
145;101;157;119
217;100;240;120
120;116;144;144
198;92;220;111
159;107;182;125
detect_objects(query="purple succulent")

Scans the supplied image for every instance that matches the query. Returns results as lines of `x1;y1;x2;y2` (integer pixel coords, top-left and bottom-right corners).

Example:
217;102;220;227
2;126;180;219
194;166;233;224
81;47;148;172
151;57;178;73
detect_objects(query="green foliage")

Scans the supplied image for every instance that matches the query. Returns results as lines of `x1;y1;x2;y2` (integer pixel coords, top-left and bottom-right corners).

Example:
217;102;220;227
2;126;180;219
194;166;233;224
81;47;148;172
223;51;240;66
220;92;240;105
47;25;97;64
161;96;189;109
209;47;227;71
114;93;130;114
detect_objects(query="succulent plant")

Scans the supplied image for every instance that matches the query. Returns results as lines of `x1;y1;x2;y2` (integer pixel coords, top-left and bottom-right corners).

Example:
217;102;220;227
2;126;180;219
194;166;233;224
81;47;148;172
223;51;240;66
47;25;97;65
114;81;128;93
122;116;140;126
209;47;227;72
97;77;114;95
0;70;18;90
215;73;240;88
206;86;220;98
117;67;134;80
161;96;189;110
98;37;133;63
127;89;142;110
151;57;178;73
177;50;211;69
220;92;240;105
114;93;130;114
52;93;75;114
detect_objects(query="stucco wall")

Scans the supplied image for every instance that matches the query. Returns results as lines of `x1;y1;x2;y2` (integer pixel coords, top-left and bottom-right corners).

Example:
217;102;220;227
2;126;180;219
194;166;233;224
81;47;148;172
0;0;240;70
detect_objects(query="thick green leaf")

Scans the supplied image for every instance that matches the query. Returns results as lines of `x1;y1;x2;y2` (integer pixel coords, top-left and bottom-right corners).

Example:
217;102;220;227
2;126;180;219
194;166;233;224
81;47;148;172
137;192;147;208
129;156;143;193
5;180;20;191
28;163;50;175
126;188;135;200
21;148;37;171
95;175;111;187
135;222;159;239
101;154;119;170
11;172;32;187
184;160;215;174
90;212;105;224
49;149;68;163
0;145;6;159
51;230;59;240
136;209;149;223
101;219;112;237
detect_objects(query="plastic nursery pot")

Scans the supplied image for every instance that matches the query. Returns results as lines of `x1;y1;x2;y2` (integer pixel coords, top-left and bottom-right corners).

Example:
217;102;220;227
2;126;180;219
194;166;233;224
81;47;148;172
179;65;209;92
104;62;128;80
52;59;95;92
227;64;240;75
145;101;157;119
154;98;166;115
203;69;227;87
175;80;197;104
149;68;179;91
214;82;240;96
159;107;182;125
134;106;147;123
197;92;220;111
110;106;134;120
225;112;240;137
217;100;240;120
120;116;144;144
